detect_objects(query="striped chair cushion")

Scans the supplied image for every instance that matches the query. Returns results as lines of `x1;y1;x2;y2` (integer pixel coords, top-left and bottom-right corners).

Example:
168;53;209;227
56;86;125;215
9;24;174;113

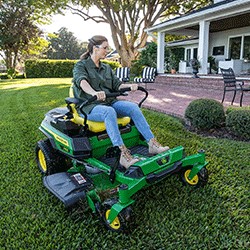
115;67;130;82
134;78;155;83
134;67;156;83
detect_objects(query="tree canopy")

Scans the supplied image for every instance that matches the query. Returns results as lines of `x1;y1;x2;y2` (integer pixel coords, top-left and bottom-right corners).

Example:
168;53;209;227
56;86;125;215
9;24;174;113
0;0;58;73
46;27;87;59
65;0;212;66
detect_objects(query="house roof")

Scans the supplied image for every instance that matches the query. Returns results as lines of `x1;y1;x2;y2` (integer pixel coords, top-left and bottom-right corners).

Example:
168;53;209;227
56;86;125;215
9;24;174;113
146;0;250;35
166;37;198;47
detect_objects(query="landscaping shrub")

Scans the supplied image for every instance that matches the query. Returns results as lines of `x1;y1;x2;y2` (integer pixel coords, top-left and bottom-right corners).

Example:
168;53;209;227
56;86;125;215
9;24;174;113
25;59;76;78
25;59;121;78
101;59;120;70
226;109;250;140
185;98;225;130
0;73;8;79
226;106;250;114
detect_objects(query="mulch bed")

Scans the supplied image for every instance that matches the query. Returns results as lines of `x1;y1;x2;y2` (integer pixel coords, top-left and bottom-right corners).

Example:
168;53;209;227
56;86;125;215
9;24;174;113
185;125;248;142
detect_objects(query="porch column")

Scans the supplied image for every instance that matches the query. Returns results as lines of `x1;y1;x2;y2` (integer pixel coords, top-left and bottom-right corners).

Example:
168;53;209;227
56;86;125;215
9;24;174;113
157;31;165;73
198;20;210;74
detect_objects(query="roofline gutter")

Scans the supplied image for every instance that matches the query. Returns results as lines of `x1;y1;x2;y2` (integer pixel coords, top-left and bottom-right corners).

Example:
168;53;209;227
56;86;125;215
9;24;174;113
145;0;250;33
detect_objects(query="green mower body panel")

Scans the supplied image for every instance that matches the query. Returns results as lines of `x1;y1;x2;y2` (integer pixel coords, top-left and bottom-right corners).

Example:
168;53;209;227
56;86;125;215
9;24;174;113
37;92;209;230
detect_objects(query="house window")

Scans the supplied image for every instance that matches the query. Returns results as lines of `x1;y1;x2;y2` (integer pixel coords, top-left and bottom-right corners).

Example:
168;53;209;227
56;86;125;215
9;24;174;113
229;36;242;59
212;46;225;56
186;49;191;61
243;36;250;60
193;48;198;59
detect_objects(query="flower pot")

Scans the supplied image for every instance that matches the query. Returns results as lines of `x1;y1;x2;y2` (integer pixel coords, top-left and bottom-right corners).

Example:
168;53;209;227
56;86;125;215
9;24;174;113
171;68;176;74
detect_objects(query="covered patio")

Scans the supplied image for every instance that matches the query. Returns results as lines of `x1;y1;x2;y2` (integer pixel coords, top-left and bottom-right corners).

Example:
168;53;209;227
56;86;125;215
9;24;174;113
146;0;250;76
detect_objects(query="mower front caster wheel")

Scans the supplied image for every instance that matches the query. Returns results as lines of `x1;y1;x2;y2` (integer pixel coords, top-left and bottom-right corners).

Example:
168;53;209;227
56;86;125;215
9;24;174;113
180;166;208;188
101;202;132;233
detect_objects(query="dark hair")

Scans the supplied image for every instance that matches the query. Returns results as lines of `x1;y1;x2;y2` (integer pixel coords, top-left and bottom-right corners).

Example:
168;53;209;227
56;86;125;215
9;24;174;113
80;35;108;60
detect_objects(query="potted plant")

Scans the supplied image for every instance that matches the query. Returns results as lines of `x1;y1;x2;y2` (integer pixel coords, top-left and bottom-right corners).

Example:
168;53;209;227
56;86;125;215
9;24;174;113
208;56;218;74
189;58;200;78
169;54;179;74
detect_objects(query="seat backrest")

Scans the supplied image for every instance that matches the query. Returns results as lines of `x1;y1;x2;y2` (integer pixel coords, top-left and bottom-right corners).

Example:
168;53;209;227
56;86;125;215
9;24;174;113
220;67;236;86
142;67;156;79
115;67;130;82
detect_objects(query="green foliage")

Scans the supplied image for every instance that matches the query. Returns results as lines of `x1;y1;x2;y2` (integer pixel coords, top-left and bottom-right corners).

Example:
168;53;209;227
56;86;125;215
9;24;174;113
169;53;179;70
168;48;185;72
137;42;158;67
0;0;50;70
101;59;121;70
226;105;250;114
131;42;169;75
64;0;212;67
226;109;250;140
208;56;218;73
185;99;225;130
130;42;157;75
25;59;76;78
22;36;50;59
0;78;249;249
25;59;120;78
6;68;17;79
130;60;144;77
189;58;200;69
46;27;86;59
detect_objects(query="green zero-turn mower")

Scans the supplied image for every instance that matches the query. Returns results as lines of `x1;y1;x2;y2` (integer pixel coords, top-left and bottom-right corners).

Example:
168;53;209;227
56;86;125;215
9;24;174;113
36;86;209;232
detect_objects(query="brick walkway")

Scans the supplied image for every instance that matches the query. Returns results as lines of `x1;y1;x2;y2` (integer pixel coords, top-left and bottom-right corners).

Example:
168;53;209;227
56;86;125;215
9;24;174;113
121;75;250;118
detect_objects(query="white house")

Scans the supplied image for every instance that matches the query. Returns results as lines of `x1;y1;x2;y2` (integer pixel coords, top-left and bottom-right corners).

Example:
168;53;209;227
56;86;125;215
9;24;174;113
146;0;250;75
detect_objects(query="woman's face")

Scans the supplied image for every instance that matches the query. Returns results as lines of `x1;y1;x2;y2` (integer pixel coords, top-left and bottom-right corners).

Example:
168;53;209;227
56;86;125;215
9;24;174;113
95;41;110;59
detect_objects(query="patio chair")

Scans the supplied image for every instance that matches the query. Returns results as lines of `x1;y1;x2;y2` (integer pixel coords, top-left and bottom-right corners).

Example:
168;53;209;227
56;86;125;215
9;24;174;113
115;67;130;83
134;67;156;89
220;67;250;107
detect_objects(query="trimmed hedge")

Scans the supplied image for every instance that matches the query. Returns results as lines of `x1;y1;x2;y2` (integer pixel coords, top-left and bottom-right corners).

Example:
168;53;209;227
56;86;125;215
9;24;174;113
0;73;25;79
226;109;250;140
185;98;225;130
25;59;121;78
25;59;76;78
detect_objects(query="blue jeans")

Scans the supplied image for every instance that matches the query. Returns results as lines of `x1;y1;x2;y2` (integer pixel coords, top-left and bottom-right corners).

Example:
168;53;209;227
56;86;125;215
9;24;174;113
87;101;154;146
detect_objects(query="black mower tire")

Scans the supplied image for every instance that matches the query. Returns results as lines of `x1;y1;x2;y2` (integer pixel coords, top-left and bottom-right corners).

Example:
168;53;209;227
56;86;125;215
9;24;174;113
180;166;208;188
35;139;69;175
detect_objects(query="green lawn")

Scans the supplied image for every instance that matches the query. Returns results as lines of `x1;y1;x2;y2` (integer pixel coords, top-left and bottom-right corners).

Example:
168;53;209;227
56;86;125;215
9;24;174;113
0;78;249;250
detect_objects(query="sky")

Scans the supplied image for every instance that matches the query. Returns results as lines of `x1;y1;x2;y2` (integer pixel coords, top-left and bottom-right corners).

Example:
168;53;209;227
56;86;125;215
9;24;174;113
41;8;114;47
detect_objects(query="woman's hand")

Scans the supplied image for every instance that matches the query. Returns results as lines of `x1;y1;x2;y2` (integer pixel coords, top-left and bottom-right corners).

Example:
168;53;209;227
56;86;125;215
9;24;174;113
130;84;138;92
119;83;138;91
95;91;106;101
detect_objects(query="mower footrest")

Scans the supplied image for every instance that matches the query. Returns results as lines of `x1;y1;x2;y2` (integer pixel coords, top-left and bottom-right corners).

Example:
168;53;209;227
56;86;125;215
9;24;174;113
43;172;92;208
146;161;182;184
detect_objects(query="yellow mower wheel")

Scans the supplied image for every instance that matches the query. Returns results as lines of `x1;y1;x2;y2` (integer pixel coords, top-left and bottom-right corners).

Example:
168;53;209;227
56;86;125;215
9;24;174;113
180;166;208;188
105;209;121;231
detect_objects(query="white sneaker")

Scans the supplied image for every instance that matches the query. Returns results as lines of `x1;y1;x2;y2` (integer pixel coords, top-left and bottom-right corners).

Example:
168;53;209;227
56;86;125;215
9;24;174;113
119;145;139;169
148;138;169;155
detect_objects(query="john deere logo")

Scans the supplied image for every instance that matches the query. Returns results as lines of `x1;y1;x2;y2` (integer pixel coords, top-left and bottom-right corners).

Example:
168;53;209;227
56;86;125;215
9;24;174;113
157;156;169;166
161;158;167;164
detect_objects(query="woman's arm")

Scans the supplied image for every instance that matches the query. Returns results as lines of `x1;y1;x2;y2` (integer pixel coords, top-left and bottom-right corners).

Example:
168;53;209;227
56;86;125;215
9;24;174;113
119;83;138;91
80;79;106;100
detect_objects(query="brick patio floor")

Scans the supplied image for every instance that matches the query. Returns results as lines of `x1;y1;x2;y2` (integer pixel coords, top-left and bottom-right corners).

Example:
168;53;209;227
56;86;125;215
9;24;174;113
120;75;250;118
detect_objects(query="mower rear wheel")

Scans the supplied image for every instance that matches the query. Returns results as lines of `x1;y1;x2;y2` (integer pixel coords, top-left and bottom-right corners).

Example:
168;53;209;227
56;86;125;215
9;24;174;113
36;139;69;175
180;166;208;188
